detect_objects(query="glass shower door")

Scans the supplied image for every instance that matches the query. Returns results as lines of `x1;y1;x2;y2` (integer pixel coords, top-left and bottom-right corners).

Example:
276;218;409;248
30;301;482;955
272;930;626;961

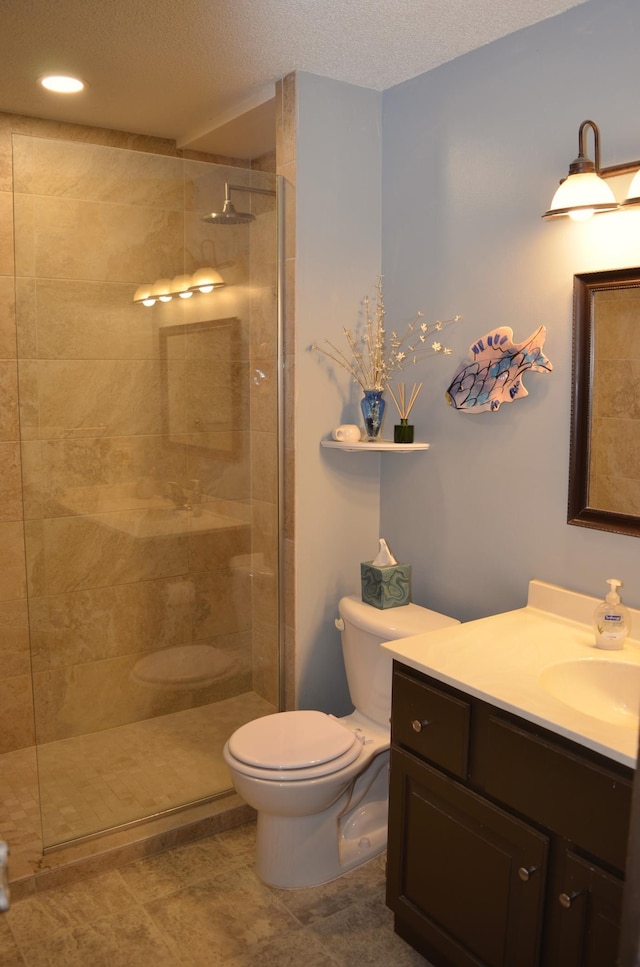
12;135;280;848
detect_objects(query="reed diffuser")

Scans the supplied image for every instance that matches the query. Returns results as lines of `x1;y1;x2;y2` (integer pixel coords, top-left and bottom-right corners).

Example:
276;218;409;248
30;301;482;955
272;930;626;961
388;382;422;444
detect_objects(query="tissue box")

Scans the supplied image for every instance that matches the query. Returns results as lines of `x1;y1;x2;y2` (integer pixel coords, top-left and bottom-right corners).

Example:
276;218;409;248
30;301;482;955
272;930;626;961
360;561;411;609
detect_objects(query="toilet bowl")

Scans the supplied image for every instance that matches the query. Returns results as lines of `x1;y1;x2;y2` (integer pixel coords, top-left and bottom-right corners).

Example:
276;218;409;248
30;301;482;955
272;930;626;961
223;594;460;889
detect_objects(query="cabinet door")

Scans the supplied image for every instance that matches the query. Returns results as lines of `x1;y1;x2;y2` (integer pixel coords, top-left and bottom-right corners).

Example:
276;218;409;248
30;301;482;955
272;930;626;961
387;748;548;967
548;850;623;967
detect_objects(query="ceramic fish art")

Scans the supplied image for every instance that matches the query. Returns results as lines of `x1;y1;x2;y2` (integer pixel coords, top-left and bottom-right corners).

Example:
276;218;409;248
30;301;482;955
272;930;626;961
445;325;552;413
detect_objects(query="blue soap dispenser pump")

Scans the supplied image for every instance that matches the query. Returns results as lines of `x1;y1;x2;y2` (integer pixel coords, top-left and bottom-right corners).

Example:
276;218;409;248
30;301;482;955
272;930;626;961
593;578;631;650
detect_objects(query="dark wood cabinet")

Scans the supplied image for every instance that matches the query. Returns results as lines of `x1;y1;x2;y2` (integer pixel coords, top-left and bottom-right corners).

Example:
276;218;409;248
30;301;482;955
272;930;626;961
546;850;624;967
386;662;633;967
388;747;548;966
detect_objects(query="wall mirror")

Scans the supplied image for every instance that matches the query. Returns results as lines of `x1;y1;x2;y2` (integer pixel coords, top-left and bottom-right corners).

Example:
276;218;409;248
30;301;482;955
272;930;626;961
160;317;243;459
568;267;640;537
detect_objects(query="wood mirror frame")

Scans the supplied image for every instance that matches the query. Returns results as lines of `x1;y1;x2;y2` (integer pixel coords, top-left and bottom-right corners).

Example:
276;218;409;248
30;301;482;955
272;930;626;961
568;266;640;538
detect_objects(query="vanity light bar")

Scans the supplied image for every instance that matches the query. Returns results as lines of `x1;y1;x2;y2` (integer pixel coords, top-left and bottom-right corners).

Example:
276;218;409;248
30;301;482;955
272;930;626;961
133;268;225;306
544;120;640;221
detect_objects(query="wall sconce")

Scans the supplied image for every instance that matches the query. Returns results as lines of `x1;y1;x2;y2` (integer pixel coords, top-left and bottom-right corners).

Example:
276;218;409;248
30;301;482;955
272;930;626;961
543;119;640;221
133;268;225;306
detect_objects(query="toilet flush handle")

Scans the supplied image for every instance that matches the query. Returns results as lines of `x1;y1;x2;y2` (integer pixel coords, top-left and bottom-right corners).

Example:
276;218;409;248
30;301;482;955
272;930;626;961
335;618;345;631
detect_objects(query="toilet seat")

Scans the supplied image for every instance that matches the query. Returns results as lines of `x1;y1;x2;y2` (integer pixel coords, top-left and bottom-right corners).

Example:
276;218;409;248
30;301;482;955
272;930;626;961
226;710;364;781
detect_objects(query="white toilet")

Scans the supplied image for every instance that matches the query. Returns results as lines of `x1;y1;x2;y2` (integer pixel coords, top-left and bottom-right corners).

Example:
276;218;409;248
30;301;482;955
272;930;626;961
223;594;459;888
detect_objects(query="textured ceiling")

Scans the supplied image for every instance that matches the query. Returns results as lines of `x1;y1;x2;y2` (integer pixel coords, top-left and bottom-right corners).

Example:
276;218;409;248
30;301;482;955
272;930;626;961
0;0;587;159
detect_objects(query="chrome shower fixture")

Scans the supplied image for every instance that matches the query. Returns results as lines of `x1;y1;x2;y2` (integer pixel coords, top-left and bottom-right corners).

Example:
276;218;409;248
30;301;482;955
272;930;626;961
202;183;276;225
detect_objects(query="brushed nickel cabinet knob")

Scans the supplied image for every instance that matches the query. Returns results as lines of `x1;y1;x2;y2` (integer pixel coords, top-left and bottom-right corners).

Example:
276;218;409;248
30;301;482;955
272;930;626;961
518;866;538;882
559;891;581;909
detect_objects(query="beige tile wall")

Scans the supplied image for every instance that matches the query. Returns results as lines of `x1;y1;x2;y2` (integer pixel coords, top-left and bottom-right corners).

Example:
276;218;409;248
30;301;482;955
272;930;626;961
0;112;280;755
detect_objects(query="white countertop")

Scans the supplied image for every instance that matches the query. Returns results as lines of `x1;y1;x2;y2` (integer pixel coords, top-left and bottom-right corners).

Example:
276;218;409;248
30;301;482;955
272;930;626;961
382;579;640;768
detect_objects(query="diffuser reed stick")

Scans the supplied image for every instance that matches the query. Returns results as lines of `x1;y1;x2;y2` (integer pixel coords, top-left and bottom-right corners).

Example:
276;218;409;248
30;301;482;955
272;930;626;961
388;381;423;420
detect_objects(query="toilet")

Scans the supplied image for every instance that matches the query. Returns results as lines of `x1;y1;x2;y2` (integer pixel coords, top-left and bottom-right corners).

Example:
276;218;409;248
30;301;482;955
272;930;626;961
223;594;460;888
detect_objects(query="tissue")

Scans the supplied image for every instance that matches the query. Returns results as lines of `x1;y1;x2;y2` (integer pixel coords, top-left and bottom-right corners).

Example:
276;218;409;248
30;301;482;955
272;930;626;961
361;538;411;609
371;538;397;566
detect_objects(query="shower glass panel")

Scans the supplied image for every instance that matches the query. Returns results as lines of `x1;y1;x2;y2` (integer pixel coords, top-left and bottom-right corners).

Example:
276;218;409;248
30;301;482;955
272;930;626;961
12;136;280;849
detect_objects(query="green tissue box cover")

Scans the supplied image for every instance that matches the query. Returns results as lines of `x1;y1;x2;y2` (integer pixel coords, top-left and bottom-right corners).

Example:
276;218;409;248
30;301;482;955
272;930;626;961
360;561;411;609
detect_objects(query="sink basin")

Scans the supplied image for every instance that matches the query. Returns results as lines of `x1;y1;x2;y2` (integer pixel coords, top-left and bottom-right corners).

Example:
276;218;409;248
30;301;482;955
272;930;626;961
540;659;640;727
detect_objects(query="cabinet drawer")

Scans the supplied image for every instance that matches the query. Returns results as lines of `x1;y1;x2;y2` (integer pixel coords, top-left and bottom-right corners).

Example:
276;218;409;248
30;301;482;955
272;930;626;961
391;666;470;778
474;711;633;872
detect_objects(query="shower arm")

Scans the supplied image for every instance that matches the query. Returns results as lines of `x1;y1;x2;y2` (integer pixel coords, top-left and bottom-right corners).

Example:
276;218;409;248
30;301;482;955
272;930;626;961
225;183;277;203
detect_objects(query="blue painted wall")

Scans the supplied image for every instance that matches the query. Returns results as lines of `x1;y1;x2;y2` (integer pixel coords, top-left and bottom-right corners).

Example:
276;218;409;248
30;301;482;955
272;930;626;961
294;72;383;712
380;0;640;622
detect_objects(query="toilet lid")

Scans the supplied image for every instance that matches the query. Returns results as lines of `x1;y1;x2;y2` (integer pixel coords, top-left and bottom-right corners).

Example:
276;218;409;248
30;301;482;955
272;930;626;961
228;710;358;770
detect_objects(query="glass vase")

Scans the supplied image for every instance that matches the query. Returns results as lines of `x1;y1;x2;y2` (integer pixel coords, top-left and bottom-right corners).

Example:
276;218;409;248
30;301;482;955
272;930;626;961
360;389;386;441
394;419;414;444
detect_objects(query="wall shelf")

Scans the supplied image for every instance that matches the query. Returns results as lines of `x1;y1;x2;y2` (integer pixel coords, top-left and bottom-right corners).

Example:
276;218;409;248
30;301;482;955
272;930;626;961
321;440;429;453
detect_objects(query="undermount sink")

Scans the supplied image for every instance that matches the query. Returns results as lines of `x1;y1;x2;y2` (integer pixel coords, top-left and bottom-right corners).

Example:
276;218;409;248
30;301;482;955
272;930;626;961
540;659;640;727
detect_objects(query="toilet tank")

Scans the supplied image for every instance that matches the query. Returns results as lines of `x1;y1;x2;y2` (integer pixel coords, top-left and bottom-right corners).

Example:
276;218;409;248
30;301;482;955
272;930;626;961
337;595;460;726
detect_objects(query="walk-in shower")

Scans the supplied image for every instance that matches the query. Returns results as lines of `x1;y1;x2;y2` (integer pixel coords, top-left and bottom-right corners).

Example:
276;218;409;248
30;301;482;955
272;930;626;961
3;135;282;876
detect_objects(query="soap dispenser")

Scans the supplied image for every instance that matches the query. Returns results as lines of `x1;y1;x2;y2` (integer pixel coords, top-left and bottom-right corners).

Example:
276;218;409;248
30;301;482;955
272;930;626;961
592;578;631;650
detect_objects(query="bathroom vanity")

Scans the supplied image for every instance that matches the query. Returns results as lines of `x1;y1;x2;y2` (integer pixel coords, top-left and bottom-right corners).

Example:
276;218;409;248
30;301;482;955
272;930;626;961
383;580;640;967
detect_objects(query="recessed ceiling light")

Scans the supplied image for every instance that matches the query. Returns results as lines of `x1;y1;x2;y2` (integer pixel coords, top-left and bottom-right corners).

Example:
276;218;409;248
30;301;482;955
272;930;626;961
40;75;85;94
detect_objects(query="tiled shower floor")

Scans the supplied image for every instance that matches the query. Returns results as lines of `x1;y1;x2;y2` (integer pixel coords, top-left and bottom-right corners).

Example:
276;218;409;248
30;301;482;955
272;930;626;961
0;693;274;882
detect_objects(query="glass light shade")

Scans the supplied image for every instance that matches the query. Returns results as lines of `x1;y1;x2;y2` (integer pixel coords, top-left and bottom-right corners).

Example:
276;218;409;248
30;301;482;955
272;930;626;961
545;171;617;220
171;275;194;298
40;75;84;93
150;278;173;302
133;284;153;304
189;267;225;293
622;169;640;207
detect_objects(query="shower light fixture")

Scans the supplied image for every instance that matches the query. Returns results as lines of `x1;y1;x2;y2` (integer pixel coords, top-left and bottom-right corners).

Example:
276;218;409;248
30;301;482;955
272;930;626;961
544;119;640;221
133;268;225;306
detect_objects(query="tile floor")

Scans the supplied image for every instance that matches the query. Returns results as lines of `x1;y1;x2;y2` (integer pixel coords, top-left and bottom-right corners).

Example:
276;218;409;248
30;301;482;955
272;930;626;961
0;822;432;966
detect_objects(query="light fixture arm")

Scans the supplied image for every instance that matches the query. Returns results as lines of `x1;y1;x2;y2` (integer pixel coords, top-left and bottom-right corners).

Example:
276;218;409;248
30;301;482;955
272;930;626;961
570;119;640;180
567;119;601;176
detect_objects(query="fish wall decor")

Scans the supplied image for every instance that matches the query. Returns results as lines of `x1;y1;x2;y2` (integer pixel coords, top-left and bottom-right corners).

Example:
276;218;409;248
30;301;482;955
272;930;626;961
446;325;553;413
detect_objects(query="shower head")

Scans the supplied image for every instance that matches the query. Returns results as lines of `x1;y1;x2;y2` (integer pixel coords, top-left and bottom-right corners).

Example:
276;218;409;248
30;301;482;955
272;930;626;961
202;197;255;225
201;182;276;226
